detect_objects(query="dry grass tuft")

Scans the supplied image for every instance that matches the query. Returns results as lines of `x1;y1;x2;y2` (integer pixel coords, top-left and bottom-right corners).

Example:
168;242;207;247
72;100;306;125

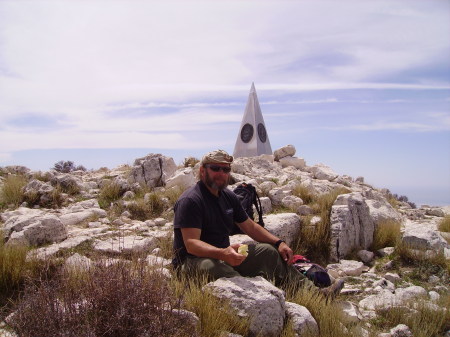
98;181;123;209
372;293;450;337
371;219;402;251
285;284;354;337
0;174;28;208
438;215;450;233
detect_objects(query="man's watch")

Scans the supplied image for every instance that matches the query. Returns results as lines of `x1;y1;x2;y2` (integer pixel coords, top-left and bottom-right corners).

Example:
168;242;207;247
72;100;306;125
274;239;285;248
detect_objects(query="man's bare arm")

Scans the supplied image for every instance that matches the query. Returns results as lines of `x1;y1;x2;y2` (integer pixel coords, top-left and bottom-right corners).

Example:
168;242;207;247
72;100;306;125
181;228;245;266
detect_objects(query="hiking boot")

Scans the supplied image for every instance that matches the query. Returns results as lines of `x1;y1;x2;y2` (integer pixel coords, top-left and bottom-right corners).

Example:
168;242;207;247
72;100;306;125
319;279;344;298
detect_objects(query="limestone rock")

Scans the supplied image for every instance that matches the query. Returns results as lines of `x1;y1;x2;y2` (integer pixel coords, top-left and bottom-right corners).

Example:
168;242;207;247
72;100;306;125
339;301;362;323
357;250;375;263
274;145;296;161
365;198;403;226
390;324;413;337
130;153;177;188
330;193;374;261
7;215;67;246
204;276;285;337
402;222;448;251
285;302;319;336
263;213;301;247
281;195;304;210
165;167;196;189
327;260;366;277
279;156;306;170
311;164;339;181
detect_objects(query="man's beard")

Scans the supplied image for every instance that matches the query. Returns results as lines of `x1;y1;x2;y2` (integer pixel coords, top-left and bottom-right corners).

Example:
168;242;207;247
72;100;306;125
204;169;229;191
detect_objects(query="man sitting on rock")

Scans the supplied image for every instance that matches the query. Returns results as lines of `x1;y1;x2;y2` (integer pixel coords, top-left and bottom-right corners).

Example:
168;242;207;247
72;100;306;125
172;149;343;297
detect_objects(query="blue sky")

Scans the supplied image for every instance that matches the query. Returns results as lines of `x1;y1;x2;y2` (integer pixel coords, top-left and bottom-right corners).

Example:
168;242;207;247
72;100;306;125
0;1;449;206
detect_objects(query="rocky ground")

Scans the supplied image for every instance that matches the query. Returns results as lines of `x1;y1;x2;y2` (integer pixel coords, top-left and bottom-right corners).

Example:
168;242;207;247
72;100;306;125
0;145;449;337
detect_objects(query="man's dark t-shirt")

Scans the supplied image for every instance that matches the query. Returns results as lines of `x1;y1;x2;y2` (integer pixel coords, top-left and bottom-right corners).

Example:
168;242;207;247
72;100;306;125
172;181;248;267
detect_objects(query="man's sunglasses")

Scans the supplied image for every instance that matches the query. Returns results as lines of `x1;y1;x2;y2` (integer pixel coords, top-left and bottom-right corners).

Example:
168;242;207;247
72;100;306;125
206;164;231;173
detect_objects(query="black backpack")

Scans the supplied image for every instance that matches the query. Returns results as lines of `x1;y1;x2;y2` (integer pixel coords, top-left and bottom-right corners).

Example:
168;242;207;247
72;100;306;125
231;183;264;235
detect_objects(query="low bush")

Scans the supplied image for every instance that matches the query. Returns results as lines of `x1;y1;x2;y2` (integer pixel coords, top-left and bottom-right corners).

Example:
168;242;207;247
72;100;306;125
53;160;86;173
9;260;195;337
371;219;401;251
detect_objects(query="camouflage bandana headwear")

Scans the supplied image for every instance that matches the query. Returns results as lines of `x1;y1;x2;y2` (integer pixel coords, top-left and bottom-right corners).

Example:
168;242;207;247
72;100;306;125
201;149;233;166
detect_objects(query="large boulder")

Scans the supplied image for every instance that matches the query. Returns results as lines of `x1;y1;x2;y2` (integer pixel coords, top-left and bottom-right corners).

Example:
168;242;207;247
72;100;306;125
310;164;339;182
274;145;296;161
285;302;319;336
229;213;301;248
279;156;306;170
204;276;285;337
365;198;403;226
6;214;67;246
22;179;55;206
165;167;196;189
130;154;177;188
330;193;375;261
402;222;448;252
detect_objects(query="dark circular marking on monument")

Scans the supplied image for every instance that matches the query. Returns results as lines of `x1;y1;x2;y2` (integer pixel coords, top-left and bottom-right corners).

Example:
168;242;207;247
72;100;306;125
240;123;254;143
258;123;267;143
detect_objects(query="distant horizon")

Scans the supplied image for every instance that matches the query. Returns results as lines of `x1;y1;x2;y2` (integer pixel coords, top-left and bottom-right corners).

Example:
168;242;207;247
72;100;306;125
3;147;448;208
1;2;449;209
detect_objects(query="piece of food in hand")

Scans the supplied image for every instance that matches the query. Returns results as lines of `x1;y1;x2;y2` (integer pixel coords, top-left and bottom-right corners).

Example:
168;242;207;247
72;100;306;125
238;244;249;257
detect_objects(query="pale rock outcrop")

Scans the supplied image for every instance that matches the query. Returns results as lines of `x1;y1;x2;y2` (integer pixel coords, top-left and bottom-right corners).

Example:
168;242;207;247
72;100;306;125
327;260;366;277
59;199;107;226
330;193;374;261
359;286;427;310
424;207;445;217
130;154;177;188
279;156;306;170
259;181;277;193
281;195;304;210
402;221;448;251
390;324;413;337
51;174;83;192
285;302;319;336
357;250;375;263
7;215;67;246
204;276;285;337
64;253;93;270
268;187;291;206
229;213;301;248
165;167;196;189
93;231;169;254
263;213;301;247
28;235;92;259
259;196;272;214
339;301;363;323
310;164;339;181
22;179;55;206
274;145;296;161
365;198;403;227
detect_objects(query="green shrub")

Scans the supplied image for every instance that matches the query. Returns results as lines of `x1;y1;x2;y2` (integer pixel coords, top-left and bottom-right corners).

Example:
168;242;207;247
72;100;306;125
0;174;27;208
371;219;401;251
438;215;450;232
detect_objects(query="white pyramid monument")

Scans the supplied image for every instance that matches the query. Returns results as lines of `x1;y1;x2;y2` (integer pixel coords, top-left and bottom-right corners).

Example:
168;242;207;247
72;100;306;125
233;83;272;158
